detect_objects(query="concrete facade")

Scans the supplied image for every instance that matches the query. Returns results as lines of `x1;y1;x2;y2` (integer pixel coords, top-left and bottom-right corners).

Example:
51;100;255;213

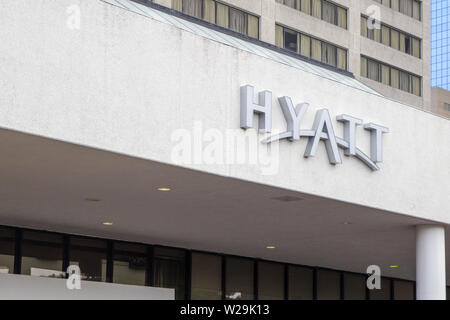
0;0;448;299
153;0;430;109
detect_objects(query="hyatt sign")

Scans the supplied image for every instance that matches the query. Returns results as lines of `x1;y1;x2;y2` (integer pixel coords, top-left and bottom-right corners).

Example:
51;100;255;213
240;85;389;171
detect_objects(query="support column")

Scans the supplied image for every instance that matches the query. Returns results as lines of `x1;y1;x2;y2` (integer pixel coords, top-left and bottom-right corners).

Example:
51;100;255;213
416;225;446;300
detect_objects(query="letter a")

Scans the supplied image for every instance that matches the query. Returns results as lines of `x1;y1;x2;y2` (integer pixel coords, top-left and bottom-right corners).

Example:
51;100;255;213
304;109;342;164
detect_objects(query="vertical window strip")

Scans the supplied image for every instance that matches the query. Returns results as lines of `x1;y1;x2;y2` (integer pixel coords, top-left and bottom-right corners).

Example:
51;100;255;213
204;0;215;24
301;0;311;14
172;0;182;11
300;34;311;58
381;25;390;46
337;7;347;29
360;17;368;37
312;0;322;19
275;24;284;48
216;2;228;29
337;47;346;70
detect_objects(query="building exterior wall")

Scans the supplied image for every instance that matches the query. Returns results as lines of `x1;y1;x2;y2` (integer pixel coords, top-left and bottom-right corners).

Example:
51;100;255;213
153;0;430;109
430;87;450;117
0;0;448;224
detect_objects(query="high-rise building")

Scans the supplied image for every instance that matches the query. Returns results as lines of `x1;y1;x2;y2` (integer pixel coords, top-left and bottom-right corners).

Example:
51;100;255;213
148;0;430;108
431;0;450;90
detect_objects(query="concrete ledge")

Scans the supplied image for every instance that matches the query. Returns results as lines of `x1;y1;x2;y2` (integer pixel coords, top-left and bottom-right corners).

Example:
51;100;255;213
0;274;174;300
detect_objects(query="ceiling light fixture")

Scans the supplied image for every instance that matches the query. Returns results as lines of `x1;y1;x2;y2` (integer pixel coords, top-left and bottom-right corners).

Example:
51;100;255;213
157;187;171;191
389;265;400;268
266;245;276;249
102;222;113;226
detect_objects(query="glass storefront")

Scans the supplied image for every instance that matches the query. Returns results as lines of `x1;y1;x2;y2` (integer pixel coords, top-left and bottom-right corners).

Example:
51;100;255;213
317;269;341;300
225;257;254;300
153;247;186;300
0;225;438;300
21;231;63;277
191;253;222;300
69;237;107;282
344;273;366;300
258;262;284;300
394;280;415;300
113;242;147;286
369;277;391;300
288;266;313;300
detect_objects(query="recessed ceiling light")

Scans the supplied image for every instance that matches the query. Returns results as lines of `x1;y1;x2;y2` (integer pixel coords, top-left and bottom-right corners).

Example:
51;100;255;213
157;187;171;191
390;265;400;268
343;222;352;225
102;222;113;226
266;245;276;249
85;198;101;202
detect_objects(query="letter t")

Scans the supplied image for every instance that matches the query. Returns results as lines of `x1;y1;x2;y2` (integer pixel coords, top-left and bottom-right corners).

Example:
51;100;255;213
364;123;389;163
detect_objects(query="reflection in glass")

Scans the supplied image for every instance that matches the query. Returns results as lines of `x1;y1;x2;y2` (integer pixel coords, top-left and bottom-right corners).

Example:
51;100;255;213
226;257;254;300
369;278;391;300
154;247;186;300
394;280;414;300
0;227;15;274
191;253;222;300
113;242;147;286
344;273;366;300
288;266;313;300
21;231;63;277
317;269;340;300
70;237;107;282
284;28;298;53
258;262;284;300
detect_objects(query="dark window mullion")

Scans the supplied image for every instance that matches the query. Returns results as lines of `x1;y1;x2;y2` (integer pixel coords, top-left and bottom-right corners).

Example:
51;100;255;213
312;268;318;300
221;255;226;300
106;240;113;283
253;260;259;300
185;250;192;300
62;235;70;274
284;264;289;300
145;245;154;286
13;228;22;274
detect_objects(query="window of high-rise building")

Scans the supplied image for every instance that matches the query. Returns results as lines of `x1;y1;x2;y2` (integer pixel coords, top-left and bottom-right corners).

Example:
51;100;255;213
172;0;259;39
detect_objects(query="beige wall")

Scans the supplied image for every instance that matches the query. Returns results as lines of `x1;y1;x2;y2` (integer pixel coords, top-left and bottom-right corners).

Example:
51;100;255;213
429;87;450;118
154;0;430;109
